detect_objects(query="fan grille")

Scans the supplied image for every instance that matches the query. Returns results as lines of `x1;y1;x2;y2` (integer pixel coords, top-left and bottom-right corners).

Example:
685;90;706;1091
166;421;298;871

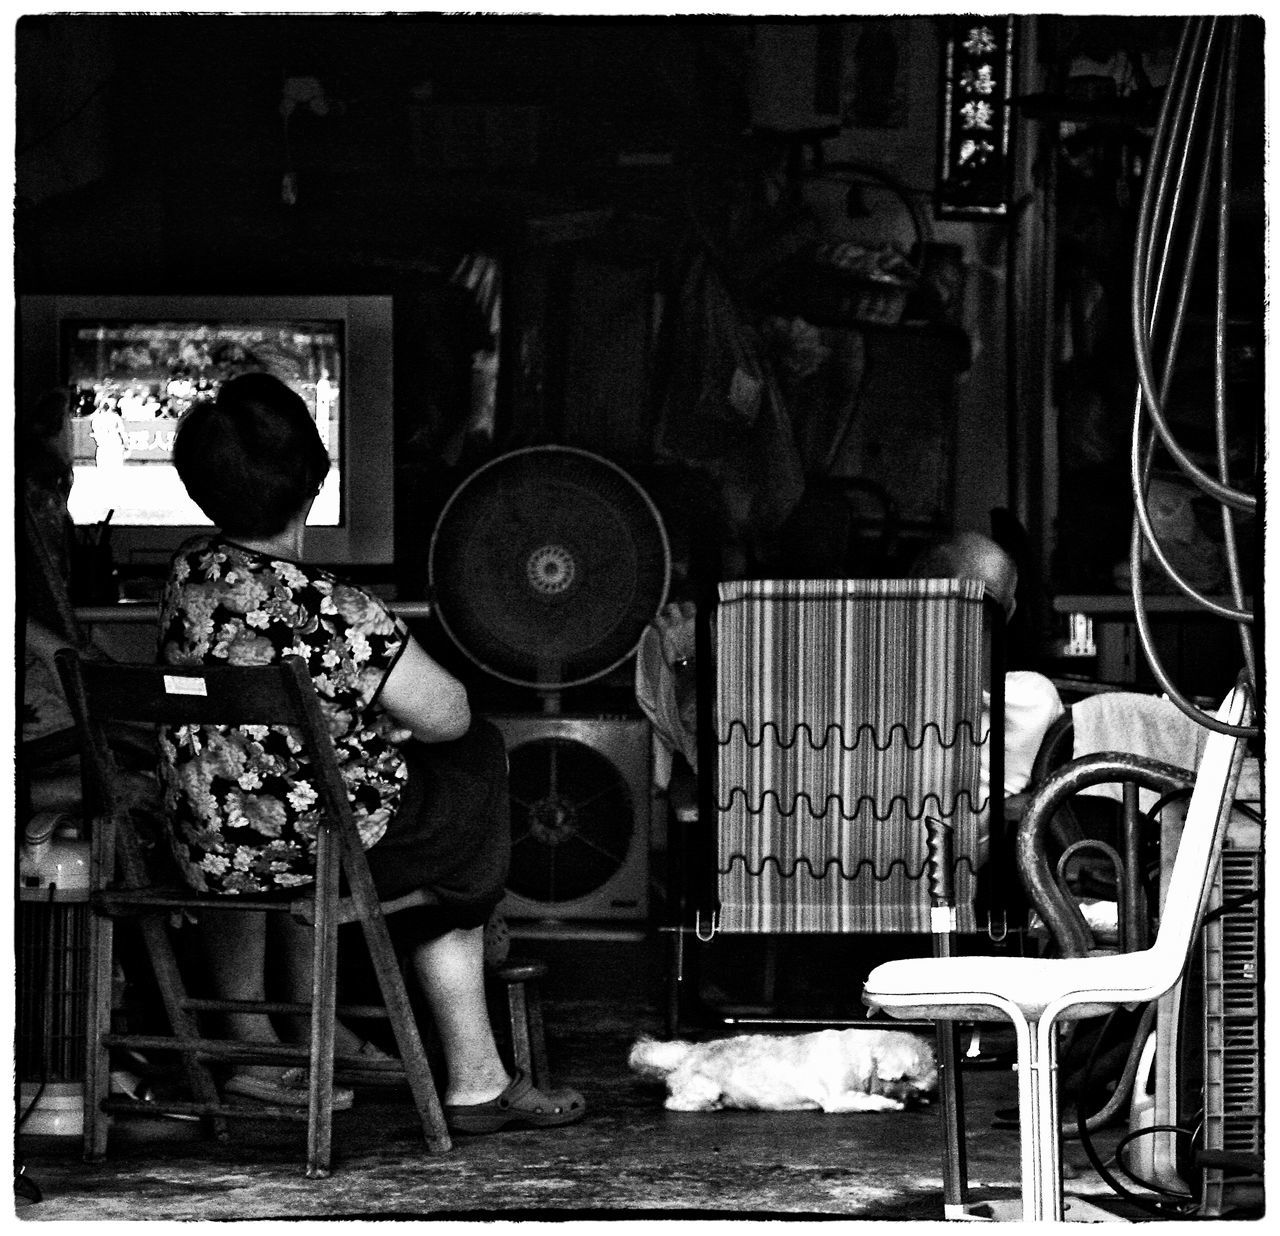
506;737;636;905
429;446;669;689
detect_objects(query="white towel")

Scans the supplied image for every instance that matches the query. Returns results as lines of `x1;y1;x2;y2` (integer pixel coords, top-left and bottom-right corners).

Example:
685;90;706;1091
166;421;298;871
1072;692;1207;809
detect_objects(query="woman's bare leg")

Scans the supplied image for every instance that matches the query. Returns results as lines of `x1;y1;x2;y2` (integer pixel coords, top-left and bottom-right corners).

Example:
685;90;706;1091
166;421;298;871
406;925;510;1105
199;908;284;1080
270;911;370;1056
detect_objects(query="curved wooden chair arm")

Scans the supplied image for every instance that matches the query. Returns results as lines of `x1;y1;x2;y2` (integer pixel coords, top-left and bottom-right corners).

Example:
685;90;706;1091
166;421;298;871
1015;752;1194;957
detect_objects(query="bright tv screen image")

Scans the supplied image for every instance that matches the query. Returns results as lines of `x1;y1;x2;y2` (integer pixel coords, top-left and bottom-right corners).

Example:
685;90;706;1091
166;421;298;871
64;318;344;530
19;295;395;567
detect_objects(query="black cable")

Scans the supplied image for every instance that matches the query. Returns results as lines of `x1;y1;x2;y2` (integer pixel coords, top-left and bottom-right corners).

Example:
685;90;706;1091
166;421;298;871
1112;1125;1197;1199
1201;889;1258;924
1071;1006;1199;1219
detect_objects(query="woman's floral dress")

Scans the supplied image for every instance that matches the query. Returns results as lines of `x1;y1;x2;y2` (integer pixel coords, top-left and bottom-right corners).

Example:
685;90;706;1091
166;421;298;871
157;535;409;894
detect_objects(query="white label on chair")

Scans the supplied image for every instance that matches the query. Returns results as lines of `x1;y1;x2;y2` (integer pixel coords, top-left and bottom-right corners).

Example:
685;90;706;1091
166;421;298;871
164;675;208;696
931;906;958;934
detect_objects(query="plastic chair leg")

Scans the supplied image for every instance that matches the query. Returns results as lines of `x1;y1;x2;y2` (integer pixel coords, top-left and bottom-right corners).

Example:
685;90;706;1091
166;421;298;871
1012;1015;1064;1223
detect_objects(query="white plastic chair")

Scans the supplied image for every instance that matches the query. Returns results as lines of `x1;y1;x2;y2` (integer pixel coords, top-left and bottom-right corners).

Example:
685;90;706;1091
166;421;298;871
862;683;1252;1222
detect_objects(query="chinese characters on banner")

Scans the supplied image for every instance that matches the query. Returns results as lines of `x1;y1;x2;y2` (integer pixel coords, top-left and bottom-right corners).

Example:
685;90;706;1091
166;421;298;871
938;17;1016;218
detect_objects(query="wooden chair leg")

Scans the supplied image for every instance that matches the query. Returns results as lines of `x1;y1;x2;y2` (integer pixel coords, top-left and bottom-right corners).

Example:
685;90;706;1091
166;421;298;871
492;961;550;1089
343;838;451;1154
524;982;549;1090
306;825;341;1179
83;908;115;1161
134;914;225;1123
506;979;533;1079
106;813;226;1139
364;913;452;1153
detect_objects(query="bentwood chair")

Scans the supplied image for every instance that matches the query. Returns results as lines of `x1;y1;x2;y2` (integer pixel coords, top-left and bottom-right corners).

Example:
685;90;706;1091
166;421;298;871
56;650;453;1178
863;682;1252;1222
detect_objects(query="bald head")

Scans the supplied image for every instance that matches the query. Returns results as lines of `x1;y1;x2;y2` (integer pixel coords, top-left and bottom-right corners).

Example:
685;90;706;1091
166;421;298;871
909;532;1018;618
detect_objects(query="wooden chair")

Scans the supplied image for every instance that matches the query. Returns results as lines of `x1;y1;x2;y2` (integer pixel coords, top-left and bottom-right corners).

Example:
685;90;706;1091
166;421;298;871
55;649;453;1178
863;682;1252;1221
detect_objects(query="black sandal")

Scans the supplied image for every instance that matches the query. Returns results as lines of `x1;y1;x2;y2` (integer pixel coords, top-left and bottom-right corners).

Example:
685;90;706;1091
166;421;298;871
444;1070;586;1134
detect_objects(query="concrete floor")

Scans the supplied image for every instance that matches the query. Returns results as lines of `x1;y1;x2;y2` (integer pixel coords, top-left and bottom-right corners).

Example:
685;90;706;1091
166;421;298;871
14;935;1158;1222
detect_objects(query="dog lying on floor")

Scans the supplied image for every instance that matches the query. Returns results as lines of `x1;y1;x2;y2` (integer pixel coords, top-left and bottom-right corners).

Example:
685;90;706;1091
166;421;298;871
629;1028;938;1113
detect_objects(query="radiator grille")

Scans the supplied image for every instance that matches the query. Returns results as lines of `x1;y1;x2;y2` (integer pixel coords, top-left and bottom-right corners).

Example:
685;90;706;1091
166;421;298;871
1199;837;1263;1216
17;899;90;1084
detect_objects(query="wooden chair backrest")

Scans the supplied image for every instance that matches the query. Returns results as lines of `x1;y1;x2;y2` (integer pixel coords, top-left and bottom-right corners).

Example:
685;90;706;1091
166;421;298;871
54;651;358;883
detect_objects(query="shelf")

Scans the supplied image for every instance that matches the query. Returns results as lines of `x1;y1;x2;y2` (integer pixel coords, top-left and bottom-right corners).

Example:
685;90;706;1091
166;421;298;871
1054;594;1253;616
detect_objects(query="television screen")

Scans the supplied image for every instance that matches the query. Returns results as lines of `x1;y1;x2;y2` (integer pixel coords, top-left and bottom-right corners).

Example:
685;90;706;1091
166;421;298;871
20;294;395;567
62;317;344;530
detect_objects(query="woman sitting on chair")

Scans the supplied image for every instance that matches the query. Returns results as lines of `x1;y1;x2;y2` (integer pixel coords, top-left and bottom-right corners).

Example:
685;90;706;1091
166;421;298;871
156;371;585;1132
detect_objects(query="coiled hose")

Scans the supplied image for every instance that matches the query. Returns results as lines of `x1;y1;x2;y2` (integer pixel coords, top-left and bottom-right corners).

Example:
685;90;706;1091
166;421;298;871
1128;15;1258;738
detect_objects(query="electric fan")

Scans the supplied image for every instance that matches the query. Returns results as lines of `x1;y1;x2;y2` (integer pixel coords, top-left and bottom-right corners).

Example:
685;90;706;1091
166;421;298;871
428;445;670;691
429;446;669;921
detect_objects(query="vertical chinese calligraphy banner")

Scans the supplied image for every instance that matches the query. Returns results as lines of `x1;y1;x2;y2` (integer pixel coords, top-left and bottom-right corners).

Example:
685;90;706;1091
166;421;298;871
937;16;1017;219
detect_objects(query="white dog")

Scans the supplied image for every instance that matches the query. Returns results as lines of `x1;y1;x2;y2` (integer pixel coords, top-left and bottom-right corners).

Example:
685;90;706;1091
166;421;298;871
628;1027;937;1113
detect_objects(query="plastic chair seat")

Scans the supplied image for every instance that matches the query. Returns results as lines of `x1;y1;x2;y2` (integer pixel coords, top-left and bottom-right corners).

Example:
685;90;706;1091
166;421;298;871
863;951;1162;1024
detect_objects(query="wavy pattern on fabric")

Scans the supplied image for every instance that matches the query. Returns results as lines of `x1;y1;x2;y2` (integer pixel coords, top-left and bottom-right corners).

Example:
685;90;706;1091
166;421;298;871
717;787;987;823
714;578;988;934
716;718;987;753
723;853;983;881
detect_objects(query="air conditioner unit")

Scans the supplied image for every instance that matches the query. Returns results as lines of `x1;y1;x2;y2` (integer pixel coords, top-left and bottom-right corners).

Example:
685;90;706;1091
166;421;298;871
491;715;652;925
1127;758;1263;1216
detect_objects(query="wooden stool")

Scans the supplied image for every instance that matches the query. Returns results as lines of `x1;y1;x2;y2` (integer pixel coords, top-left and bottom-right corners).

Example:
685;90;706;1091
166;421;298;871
489;959;549;1088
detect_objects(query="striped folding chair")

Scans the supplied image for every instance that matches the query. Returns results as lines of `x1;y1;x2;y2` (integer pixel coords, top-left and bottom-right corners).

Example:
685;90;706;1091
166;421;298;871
691;577;1009;1214
707;578;1002;937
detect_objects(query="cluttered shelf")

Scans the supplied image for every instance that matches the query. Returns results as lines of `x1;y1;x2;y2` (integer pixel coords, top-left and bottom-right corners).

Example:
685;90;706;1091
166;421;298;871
1052;593;1254;692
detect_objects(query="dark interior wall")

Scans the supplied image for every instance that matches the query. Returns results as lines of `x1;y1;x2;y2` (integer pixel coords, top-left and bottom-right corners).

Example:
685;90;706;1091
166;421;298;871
15;14;748;282
15;15;763;617
14;14;1010;605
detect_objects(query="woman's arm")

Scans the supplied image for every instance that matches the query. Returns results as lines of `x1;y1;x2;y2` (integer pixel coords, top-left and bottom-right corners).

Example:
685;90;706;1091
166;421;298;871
377;634;471;743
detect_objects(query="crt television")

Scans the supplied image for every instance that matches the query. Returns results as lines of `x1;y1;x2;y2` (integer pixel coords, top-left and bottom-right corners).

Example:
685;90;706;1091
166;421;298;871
18;294;395;569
